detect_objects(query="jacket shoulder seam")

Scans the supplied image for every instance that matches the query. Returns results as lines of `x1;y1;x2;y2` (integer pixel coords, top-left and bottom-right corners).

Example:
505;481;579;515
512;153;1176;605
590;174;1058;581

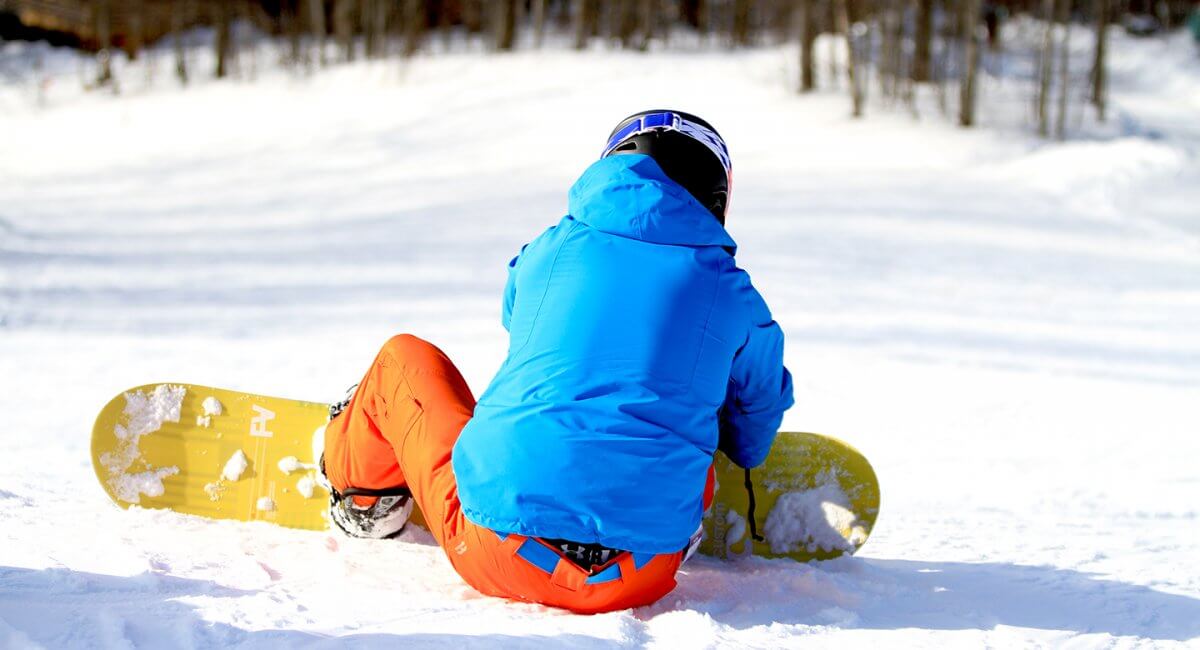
509;219;582;359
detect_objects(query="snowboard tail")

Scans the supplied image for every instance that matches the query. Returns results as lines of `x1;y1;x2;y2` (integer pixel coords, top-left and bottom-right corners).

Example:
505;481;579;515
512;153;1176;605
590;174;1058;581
91;383;333;530
701;432;881;562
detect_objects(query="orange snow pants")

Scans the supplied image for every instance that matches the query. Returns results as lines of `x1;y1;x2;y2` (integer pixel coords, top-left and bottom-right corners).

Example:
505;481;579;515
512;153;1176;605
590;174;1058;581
322;334;685;614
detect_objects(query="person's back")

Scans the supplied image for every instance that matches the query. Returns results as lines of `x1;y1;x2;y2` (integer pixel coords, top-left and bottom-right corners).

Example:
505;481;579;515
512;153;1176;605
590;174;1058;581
454;112;794;554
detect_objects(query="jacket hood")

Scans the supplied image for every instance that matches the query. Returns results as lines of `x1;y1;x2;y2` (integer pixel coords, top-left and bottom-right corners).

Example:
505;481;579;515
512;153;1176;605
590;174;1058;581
567;155;737;251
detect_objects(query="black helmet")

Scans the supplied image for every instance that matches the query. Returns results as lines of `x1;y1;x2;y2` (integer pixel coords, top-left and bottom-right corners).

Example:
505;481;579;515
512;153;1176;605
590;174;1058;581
601;110;732;225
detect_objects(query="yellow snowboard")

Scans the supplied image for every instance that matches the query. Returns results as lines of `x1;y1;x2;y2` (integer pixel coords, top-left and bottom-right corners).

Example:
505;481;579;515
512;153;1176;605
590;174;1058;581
700;432;880;562
92;383;335;530
94;385;878;563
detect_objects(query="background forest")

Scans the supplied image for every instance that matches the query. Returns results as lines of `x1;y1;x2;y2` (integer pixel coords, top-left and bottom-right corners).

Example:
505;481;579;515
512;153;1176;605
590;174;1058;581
4;0;1200;138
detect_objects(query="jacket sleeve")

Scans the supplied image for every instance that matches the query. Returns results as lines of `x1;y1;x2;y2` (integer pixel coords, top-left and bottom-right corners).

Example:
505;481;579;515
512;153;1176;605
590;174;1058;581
718;281;795;469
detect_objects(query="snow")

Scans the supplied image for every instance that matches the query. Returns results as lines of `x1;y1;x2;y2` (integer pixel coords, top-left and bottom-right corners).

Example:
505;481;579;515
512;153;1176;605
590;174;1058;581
295;475;317;500
277;456;300;474
277;456;319;498
2;26;1200;649
310;425;326;470
109;466;180;505
220;449;250;482
763;484;859;555
201;396;224;417
98;384;185;504
255;497;276;512
276;455;315;475
202;481;225;502
111;384;185;443
723;510;747;552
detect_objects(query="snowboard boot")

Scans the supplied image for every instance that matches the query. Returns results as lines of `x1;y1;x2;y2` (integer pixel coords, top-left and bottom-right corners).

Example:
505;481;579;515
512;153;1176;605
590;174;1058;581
317;451;412;538
328;484;414;539
321;383;414;538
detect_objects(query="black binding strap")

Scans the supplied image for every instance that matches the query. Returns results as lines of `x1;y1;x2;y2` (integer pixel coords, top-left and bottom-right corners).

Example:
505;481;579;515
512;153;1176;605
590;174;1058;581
338;485;413;499
744;468;765;542
320;456;412;501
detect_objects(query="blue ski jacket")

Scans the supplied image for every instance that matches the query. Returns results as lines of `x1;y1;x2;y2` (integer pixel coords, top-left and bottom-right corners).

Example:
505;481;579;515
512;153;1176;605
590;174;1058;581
452;154;794;554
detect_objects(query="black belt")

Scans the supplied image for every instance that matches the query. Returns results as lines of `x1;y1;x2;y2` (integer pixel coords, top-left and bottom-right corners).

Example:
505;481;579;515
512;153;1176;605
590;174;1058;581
540;537;626;572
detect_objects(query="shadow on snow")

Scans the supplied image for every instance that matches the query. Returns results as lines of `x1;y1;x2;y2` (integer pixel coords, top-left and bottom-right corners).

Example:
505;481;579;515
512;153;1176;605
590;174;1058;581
0;566;600;649
666;555;1200;642
4;556;1199;645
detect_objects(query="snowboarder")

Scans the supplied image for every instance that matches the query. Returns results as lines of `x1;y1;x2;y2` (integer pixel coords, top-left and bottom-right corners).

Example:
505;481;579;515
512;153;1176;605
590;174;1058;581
319;110;794;613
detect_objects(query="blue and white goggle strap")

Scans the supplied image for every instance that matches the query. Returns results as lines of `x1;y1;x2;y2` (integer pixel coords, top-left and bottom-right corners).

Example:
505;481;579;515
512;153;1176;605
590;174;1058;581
601;111;733;184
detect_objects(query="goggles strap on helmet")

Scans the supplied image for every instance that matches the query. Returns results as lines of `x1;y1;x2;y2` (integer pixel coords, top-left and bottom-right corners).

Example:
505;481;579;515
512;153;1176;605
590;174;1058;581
601;111;732;188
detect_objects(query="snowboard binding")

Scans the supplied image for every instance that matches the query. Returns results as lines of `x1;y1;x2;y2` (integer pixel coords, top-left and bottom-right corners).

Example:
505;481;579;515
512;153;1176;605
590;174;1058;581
328;383;358;420
328;485;414;539
319;455;413;539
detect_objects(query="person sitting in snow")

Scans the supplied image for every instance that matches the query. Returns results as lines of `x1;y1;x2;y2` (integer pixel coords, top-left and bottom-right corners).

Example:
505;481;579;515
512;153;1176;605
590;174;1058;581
319;110;794;613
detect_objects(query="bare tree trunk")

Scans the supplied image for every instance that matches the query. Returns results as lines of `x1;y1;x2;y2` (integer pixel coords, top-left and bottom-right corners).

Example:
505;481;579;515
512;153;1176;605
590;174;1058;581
127;0;145;61
1036;0;1056;137
878;0;898;101
892;0;910;104
360;0;376;57
931;1;942;111
771;0;795;43
373;0;392;58
614;0;638;47
437;0;452;50
573;0;597;49
360;0;373;57
285;1;303;65
1090;0;1109;122
172;0;189;84
533;0;548;47
1054;0;1071;139
912;0;933;81
494;0;517;51
402;0;425;57
333;0;355;62
660;0;675;46
238;0;259;80
799;0;817;92
732;0;752;46
959;0;982;126
637;0;656;51
93;0;114;86
308;0;328;65
379;0;394;58
462;0;483;33
1154;0;1170;29
214;0;233;79
827;1;840;89
835;0;863;116
573;0;585;49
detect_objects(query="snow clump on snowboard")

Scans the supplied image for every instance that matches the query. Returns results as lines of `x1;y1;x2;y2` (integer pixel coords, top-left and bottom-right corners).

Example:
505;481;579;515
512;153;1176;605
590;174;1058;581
763;480;863;555
99;384;185;504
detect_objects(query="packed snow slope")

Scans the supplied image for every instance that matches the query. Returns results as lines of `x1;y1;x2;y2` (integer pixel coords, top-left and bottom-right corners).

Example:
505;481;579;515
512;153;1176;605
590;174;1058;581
2;29;1199;649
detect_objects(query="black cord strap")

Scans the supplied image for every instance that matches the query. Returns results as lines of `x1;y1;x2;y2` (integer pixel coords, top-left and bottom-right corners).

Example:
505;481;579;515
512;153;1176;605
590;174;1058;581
339;485;413;499
744;468;765;542
320;456;412;502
